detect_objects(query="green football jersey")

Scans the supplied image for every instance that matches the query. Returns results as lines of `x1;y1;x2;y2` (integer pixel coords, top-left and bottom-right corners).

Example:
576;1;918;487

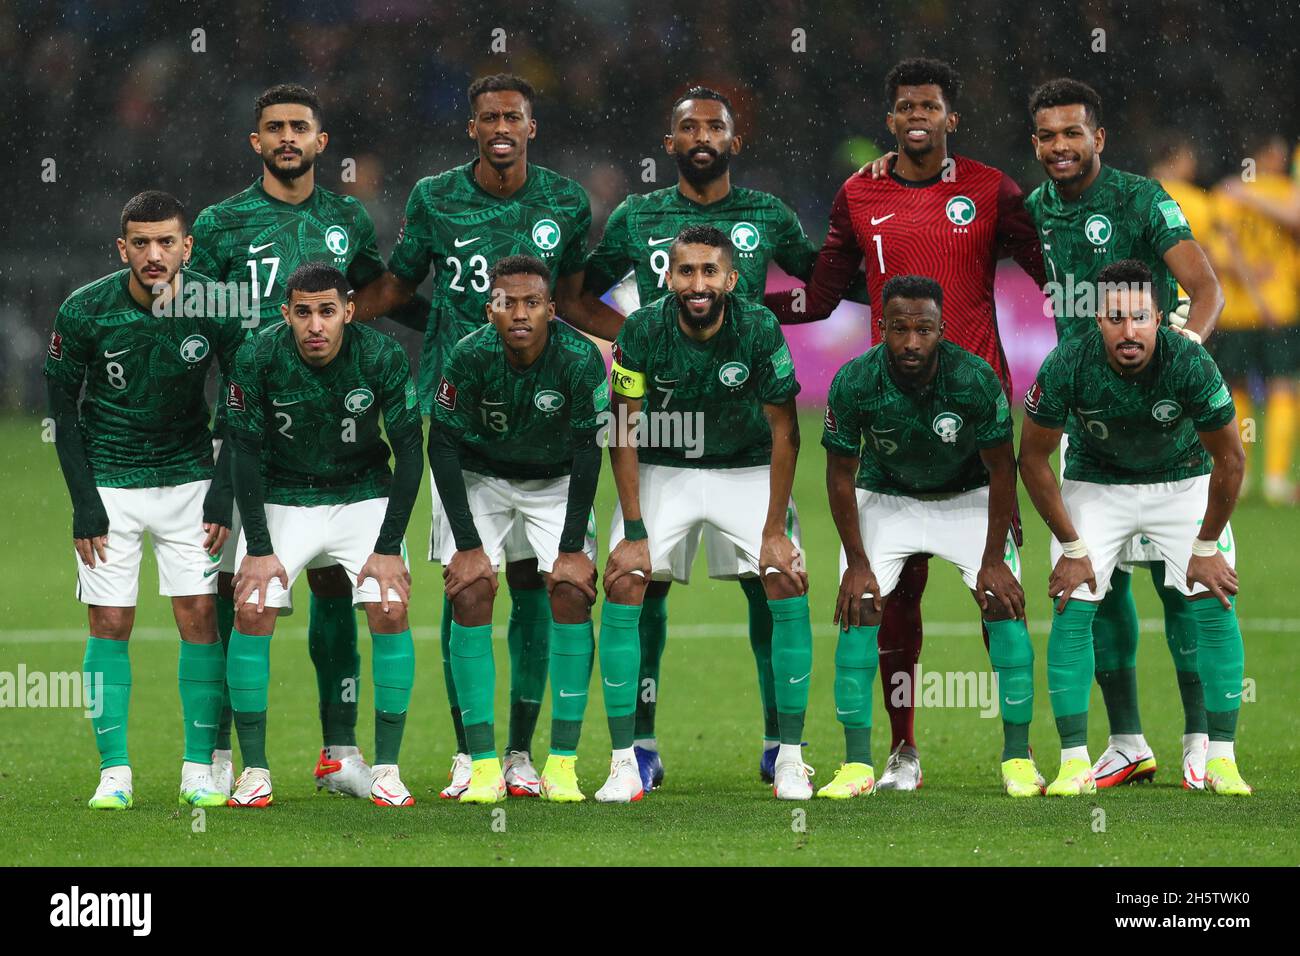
1025;165;1194;344
188;179;386;332
611;293;800;468
225;322;422;506
386;161;592;413
430;320;609;480
1024;326;1235;484
822;340;1012;496
43;269;245;488
583;185;815;307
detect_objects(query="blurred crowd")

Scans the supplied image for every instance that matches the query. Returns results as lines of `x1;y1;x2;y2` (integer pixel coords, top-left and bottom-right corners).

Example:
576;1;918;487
0;0;1295;491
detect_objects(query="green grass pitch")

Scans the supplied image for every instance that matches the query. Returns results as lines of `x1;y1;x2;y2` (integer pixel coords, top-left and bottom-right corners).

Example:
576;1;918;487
1;413;1296;866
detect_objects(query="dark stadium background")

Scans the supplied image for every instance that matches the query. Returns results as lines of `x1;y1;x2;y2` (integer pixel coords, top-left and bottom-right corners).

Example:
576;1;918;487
1;0;1295;409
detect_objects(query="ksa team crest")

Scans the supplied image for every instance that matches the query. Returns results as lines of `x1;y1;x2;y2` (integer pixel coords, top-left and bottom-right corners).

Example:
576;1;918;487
534;389;565;412
1085;214;1112;246
945;196;976;225
179;334;209;363
532;219;561;251
325;225;349;256
344;388;374;413
932;411;964;442
730;222;760;252
719;362;750;388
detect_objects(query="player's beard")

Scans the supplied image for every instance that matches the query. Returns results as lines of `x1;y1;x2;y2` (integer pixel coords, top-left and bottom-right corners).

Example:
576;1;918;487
677;291;726;330
886;348;937;389
676;147;730;188
264;149;314;182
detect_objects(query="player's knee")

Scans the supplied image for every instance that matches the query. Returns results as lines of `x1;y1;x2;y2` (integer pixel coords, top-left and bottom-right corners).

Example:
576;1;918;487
981;602;1015;624
88;605;134;641
172;593;217;642
234;603;277;636
549;582;591;624
305;563;352;598
762;572;802;601
605;573;646;606
364;602;409;633
505;559;544;590
451;579;494;626
861;603;884;628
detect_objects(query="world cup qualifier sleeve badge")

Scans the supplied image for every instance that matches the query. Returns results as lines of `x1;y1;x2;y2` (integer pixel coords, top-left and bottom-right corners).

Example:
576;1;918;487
435;377;458;411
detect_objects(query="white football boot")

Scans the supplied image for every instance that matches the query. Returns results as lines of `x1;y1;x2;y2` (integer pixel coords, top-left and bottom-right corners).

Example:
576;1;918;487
370;764;415;807
503;750;541;797
179;761;227;808
228;767;273;807
88;767;134;810
1182;733;1209;791
1091;738;1156;787
211;749;234;798
876;744;923;791
439;752;473;799
594;753;645;803
773;758;814;800
313;747;371;798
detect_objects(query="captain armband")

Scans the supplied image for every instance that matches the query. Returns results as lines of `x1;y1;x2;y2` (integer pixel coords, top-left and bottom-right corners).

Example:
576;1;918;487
611;361;645;399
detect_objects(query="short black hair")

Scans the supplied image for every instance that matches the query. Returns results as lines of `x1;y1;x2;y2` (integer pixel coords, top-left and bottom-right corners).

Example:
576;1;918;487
670;85;737;128
884;58;961;111
882;274;943;310
120;190;188;237
468;74;535;116
1096;258;1153;288
670;224;733;264
284;262;350;304
489;254;551;290
254;83;323;127
1029;78;1103;129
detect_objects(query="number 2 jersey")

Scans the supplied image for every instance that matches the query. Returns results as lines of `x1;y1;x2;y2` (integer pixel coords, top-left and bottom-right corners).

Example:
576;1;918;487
1024;326;1234;484
611;293;800;468
822;339;1012;496
225;322;421;505
43;268;246;488
387;161;591;413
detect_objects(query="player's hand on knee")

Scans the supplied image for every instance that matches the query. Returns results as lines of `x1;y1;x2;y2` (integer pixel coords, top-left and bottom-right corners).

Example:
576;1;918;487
857;150;897;179
977;561;1026;620
359;552;410;613
1049;556;1096;613
202;522;230;557
761;532;807;596
1186;553;1238;610
445;547;496;601
234;554;288;613
547;550;597;603
604;538;650;593
835;559;880;630
75;534;109;569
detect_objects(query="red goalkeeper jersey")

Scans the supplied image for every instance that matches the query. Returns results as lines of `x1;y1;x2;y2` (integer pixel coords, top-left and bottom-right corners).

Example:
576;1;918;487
773;155;1046;394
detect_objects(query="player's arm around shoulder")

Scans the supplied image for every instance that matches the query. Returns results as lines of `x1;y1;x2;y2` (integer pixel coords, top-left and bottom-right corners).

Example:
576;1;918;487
972;361;1024;619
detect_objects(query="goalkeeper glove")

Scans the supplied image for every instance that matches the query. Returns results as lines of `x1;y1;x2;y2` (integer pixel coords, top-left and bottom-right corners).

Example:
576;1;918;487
1168;296;1201;344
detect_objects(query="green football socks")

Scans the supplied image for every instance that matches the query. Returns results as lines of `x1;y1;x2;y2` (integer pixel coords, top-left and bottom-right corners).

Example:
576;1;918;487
178;639;224;764
215;592;235;751
84;637;131;771
985;617;1034;760
226;629;272;768
1048;599;1099;748
1092;569;1142;735
1150;564;1209;735
439;596;469;753
506;586;551;754
371;628;414;765
1191;596;1245;742
599;601;642;750
549;621;594;755
633;594;667;738
741;576;781;742
307;594;360;749
450;621;496;759
769;594;813;745
833;624;878;765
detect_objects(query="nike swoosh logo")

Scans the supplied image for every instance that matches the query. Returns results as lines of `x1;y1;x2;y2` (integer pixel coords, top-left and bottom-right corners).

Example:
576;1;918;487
1004;696;1031;705
836;708;859;715
453;237;482;248
519;698;542;705
1078;408;1105;415
203;567;220;578
559;690;587;698
194;721;218;729
248;242;274;254
653;376;678;384
603;680;627;688
647;237;675;246
1041;228;1052;236
1225;691;1243;699
789;673;810;684
1179;647;1196;656
97;725;120;735
1185;764;1204;783
104;349;131;358
480;400;505;406
1048;687;1069;695
870;214;895;225
272;399;299;407
870;426;896;433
